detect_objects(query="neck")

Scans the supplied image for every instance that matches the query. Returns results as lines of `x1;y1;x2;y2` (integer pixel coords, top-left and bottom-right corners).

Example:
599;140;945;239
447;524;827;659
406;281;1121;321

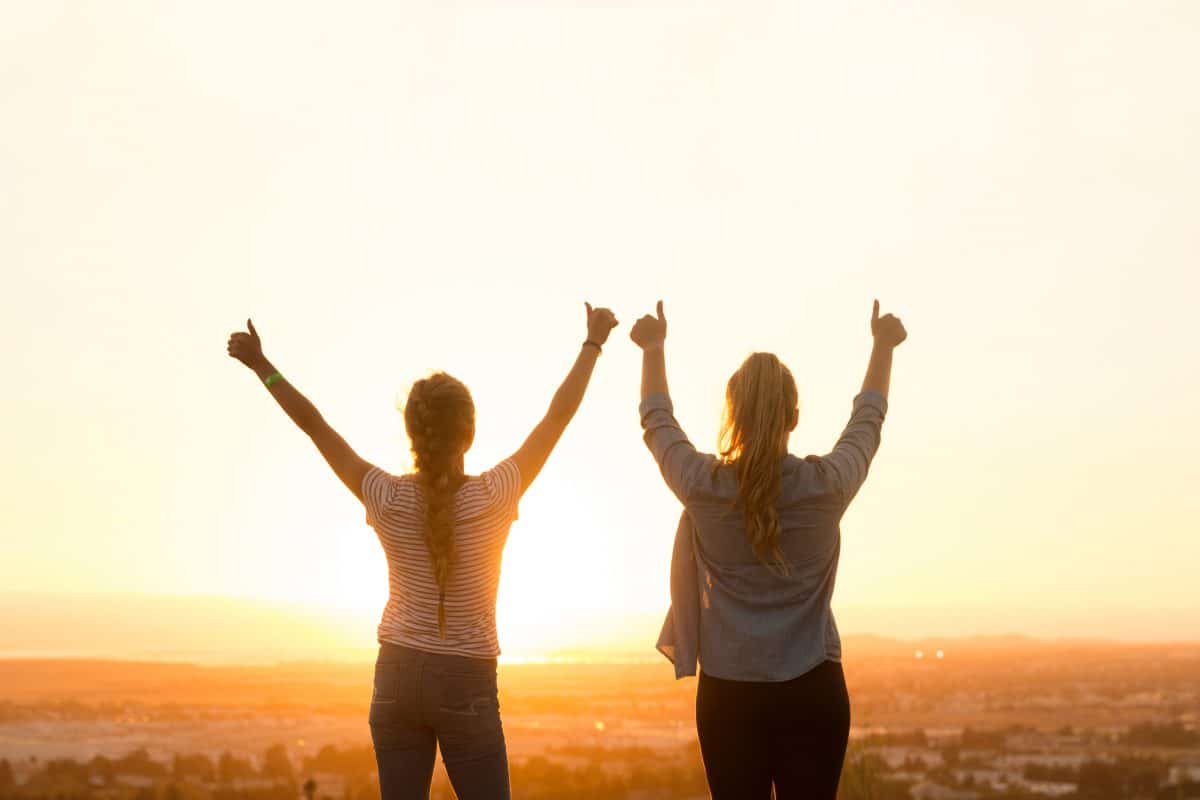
416;453;466;480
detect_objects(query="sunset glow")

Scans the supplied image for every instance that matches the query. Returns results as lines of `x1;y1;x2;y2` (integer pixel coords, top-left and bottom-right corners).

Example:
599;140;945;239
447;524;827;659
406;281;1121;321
4;1;1200;662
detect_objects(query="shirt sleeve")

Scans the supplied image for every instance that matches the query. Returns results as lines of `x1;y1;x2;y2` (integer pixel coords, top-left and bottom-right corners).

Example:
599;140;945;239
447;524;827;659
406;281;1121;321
822;390;888;504
640;393;713;505
481;458;522;521
362;466;395;528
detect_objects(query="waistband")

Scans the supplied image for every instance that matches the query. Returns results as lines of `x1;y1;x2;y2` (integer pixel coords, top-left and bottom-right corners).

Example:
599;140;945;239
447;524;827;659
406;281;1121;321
377;640;498;671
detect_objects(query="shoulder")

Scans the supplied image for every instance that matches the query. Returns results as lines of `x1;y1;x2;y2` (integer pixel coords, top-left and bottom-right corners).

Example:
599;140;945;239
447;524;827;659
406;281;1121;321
472;459;522;518
782;454;841;497
376;468;419;490
365;468;419;505
475;460;518;496
677;456;736;504
363;468;418;527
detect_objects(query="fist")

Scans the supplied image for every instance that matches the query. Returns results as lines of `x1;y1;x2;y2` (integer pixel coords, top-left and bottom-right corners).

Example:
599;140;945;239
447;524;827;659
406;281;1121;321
585;303;620;345
871;300;907;348
630;301;668;350
227;318;266;367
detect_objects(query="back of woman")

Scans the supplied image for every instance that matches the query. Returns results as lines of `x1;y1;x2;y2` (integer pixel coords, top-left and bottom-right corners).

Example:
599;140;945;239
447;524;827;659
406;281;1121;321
363;461;520;657
663;449;871;677
228;303;619;800
645;386;889;683
631;299;907;800
362;456;522;799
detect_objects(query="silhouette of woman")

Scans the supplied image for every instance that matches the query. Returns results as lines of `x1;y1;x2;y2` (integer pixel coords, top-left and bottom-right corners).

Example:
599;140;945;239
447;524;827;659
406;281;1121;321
227;303;619;800
630;299;906;800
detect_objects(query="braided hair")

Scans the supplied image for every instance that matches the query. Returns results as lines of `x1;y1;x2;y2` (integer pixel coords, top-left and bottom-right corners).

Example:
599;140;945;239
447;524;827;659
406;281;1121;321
403;372;475;637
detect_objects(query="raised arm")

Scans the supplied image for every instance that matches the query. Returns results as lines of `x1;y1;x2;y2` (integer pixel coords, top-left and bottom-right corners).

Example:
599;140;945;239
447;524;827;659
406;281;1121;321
509;303;619;495
823;300;907;501
633;300;669;401
227;319;374;502
631;301;711;503
862;298;907;397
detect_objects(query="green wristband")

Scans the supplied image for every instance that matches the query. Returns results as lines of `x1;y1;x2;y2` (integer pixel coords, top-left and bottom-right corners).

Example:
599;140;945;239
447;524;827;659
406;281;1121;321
264;371;284;387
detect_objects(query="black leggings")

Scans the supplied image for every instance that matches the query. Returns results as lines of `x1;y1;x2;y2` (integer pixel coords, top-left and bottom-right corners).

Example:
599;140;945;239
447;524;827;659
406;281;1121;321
695;660;850;800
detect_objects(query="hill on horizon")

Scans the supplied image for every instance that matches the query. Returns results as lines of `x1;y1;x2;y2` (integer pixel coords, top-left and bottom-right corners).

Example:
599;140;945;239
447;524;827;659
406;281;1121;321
2;591;1197;666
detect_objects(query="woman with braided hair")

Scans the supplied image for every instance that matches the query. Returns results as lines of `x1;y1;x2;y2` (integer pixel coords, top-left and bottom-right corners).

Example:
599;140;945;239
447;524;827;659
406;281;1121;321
631;299;907;800
227;302;619;800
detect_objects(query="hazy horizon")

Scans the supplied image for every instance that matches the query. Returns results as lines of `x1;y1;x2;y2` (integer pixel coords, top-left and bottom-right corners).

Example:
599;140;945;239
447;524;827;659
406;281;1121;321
3;591;1198;667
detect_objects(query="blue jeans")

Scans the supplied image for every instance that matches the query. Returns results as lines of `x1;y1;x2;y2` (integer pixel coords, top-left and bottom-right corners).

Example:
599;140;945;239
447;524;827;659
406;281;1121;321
369;642;510;800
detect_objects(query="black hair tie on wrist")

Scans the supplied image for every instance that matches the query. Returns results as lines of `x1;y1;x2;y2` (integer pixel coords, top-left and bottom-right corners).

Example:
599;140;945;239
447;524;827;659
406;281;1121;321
583;340;603;352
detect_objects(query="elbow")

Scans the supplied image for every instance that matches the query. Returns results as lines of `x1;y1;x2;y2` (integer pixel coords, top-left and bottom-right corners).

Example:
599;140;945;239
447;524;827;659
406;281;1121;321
544;404;574;427
546;392;580;425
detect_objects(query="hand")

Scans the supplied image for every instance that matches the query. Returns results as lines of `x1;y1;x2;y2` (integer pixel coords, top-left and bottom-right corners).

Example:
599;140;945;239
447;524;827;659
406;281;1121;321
584;302;619;346
630;300;668;350
871;300;907;349
227;318;266;368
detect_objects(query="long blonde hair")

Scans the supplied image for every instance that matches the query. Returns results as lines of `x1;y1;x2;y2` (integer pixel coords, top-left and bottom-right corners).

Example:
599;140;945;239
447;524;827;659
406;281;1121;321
403;372;475;637
717;352;799;573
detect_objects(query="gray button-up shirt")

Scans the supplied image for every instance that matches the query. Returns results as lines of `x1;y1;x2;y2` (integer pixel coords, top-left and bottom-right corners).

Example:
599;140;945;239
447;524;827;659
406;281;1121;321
641;390;888;681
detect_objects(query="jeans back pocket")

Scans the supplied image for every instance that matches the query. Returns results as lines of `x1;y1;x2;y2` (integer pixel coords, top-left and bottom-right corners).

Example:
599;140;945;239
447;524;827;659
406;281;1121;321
371;661;404;705
434;670;502;734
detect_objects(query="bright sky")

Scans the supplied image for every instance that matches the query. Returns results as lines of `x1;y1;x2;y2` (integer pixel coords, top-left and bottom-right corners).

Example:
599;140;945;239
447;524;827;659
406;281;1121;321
4;1;1199;657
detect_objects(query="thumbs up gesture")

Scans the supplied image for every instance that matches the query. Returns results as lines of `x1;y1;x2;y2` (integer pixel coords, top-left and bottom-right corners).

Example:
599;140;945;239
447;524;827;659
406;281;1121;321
227;318;267;369
630;300;668;350
584;302;620;346
870;300;907;349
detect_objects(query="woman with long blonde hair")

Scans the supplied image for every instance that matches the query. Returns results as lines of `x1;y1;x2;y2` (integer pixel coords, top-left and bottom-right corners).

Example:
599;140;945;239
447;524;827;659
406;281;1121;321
227;302;618;800
631;299;906;800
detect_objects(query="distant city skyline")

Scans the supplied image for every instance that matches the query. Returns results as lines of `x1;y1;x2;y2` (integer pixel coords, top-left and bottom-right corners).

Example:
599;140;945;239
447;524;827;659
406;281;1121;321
1;638;1195;800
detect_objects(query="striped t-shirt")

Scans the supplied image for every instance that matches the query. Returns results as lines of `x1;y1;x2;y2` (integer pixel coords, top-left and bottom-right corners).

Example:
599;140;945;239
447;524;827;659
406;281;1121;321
361;459;522;659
